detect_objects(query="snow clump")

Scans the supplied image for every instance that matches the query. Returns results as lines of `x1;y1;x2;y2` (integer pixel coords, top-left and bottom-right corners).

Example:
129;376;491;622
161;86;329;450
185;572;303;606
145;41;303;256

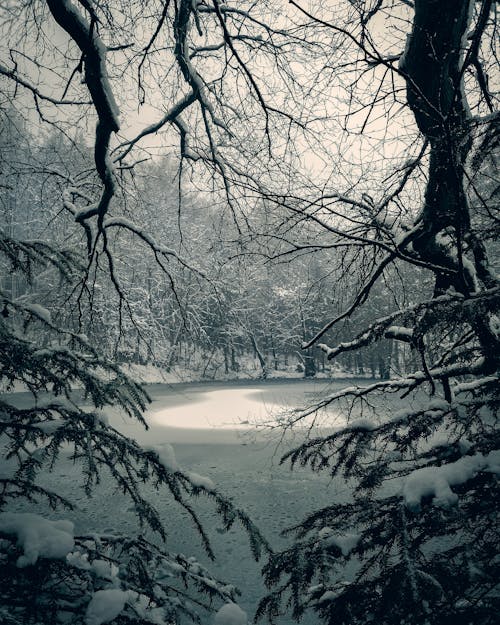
144;443;179;472
25;302;51;323
214;602;248;625
187;471;215;490
403;450;500;511
85;589;129;625
0;512;74;567
317;527;360;556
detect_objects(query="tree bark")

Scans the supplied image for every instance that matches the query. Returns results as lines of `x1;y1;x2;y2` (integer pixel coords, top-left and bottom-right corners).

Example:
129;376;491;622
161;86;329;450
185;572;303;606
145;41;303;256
401;0;500;371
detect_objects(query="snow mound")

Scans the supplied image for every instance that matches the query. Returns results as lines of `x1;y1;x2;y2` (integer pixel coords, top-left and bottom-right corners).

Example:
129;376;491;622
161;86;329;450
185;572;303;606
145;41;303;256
214;602;247;625
0;512;74;567
85;589;129;625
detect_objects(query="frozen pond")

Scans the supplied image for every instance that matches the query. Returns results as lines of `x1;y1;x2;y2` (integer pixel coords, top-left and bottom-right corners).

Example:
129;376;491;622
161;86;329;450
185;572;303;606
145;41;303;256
97;379;361;623
4;378;376;624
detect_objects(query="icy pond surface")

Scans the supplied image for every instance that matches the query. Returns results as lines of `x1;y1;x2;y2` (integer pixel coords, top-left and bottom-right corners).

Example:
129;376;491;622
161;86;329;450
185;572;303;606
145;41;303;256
151;387;288;429
7;378;382;624
99;379;366;623
148;379;345;431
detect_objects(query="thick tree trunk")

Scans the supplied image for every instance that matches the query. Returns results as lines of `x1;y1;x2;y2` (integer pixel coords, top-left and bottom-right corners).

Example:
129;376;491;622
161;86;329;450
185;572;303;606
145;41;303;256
401;0;500;371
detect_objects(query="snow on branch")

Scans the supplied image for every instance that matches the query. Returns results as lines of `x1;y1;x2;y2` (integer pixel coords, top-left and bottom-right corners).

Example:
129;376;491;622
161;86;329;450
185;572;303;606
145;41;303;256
312;286;500;357
103;217;207;278
0;520;245;625
0;63;91;106
403;450;500;511
0;512;75;567
281;358;491;429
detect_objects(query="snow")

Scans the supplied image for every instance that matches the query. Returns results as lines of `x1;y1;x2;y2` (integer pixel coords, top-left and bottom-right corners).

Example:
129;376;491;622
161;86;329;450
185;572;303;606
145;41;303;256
91;558;118;580
458;439;473;454
36;419;64;434
214;602;248;625
187;471;215;490
85;589;128;625
94;411;109;427
67;550;118;581
403;450;500;511
25;303;51;323
144;444;215;487
385;325;413;340
489;313;500;337
145;443;179;472
150;388;286;430
390;399;451;424
319;589;341;602
127;591;166;624
347;418;376;431
0;512;74;567
317;527;361;556
454;376;499;395
66;550;91;570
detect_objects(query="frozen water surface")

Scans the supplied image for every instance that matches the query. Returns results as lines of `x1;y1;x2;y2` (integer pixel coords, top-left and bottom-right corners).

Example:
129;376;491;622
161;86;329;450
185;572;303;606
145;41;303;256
149;382;343;431
4;379;374;624
150;387;286;429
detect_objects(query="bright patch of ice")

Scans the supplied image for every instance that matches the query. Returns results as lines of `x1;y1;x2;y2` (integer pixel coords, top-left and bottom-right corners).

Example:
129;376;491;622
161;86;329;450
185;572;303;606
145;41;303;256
0;512;74;567
151;388;284;429
214;602;247;625
403;450;500;511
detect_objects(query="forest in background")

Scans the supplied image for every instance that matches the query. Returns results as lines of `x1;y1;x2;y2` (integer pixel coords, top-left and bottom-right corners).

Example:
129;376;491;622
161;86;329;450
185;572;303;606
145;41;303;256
1;113;434;382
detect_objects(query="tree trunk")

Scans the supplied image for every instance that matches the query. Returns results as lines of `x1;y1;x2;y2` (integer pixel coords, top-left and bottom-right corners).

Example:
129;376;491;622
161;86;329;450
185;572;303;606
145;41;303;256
250;333;267;378
304;349;316;378
401;0;500;371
